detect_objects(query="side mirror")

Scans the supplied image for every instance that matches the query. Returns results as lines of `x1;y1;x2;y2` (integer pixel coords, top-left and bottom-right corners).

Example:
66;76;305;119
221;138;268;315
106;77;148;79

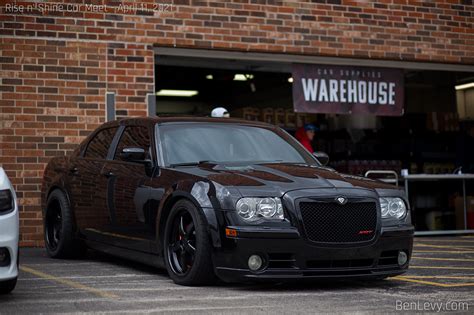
120;147;146;163
313;152;329;166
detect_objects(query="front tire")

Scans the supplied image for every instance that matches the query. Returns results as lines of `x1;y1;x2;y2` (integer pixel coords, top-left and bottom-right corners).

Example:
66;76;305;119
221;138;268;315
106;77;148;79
44;189;86;258
163;200;215;286
0;278;17;294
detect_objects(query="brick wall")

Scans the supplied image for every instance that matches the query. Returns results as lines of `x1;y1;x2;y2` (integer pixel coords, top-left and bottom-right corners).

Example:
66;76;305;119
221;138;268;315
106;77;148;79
0;0;473;246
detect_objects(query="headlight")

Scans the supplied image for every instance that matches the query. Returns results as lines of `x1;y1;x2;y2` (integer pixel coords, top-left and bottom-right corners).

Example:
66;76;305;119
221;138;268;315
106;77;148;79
235;197;284;222
379;197;407;219
0;189;13;215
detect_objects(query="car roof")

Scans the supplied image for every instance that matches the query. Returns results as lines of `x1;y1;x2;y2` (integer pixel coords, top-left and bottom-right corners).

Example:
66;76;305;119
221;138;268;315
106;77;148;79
111;116;276;129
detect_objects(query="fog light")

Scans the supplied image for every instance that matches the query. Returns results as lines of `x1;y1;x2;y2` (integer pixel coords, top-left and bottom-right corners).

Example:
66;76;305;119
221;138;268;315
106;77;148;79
398;251;408;266
248;254;263;271
0;249;6;262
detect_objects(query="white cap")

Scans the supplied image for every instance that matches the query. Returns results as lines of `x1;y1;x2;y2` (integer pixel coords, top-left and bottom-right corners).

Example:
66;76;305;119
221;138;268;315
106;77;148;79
211;107;230;118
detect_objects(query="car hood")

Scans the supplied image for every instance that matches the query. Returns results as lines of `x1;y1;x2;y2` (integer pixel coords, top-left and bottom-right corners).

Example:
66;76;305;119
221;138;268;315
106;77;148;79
171;162;398;197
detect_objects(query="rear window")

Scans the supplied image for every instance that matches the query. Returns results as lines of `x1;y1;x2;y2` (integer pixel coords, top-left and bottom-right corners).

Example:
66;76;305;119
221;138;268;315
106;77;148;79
84;127;118;160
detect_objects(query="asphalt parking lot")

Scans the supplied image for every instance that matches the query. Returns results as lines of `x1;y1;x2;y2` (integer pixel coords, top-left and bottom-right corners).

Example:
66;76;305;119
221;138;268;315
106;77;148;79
1;236;473;314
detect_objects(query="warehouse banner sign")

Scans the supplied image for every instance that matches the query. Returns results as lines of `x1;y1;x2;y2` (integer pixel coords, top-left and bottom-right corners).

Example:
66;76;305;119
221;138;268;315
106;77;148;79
292;64;404;116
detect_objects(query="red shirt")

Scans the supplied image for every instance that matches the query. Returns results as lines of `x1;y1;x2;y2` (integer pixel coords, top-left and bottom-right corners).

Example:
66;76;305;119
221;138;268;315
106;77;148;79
295;127;314;153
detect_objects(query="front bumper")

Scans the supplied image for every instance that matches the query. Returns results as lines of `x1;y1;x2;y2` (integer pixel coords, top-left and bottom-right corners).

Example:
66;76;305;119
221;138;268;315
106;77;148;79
213;225;413;282
0;209;19;282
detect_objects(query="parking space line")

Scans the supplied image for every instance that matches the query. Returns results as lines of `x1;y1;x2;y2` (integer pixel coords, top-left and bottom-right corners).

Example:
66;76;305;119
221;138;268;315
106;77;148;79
410;265;474;270
18;274;164;281
415;237;474;243
400;276;474;280
20;266;118;299
416;239;474;243
391;276;474;287
413;250;474;254
415;243;474;249
411;256;474;262
414;244;474;251
99;305;275;314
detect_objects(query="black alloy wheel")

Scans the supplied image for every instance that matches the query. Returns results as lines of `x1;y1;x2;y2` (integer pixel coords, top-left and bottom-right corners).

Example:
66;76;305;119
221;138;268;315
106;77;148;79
167;210;197;276
44;189;86;258
163;199;215;285
45;201;62;251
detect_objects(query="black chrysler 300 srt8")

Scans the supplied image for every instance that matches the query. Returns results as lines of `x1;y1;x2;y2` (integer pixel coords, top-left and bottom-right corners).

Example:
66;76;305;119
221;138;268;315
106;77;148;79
41;117;413;285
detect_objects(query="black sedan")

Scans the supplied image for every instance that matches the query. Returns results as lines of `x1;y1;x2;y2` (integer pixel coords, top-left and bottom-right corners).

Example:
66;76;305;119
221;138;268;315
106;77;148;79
41;117;413;285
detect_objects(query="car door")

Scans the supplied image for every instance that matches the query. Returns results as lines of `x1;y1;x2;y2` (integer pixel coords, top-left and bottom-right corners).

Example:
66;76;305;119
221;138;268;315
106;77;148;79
68;126;119;238
101;124;154;252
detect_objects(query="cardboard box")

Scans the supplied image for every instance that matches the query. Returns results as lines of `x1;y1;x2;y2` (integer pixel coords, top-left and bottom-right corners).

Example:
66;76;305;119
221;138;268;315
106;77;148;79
296;113;307;128
274;108;285;127
260;107;274;124
232;107;260;121
454;196;474;229
285;109;296;128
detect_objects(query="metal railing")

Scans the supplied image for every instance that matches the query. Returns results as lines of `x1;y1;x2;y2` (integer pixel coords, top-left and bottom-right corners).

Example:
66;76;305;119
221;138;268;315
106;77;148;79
364;170;399;187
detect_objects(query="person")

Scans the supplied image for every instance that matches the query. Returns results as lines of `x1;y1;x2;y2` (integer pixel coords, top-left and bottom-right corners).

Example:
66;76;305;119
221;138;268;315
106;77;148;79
211;107;230;118
296;123;317;153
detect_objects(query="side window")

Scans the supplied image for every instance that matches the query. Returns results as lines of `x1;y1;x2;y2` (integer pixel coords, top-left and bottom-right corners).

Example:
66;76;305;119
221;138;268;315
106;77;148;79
114;126;151;161
84;127;118;159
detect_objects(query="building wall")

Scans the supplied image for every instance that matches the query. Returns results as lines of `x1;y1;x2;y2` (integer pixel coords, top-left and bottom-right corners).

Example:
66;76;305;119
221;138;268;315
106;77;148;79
0;0;473;246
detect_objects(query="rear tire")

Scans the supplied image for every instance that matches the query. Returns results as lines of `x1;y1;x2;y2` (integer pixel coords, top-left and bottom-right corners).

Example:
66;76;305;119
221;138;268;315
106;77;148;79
44;189;86;258
0;278;17;294
163;199;215;286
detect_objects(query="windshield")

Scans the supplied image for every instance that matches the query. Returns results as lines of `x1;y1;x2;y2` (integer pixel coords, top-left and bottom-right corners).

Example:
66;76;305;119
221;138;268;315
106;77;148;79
157;123;316;166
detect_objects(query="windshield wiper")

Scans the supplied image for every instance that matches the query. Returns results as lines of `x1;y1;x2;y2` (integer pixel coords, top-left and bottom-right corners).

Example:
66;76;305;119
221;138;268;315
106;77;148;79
169;160;294;167
254;160;284;164
168;160;213;168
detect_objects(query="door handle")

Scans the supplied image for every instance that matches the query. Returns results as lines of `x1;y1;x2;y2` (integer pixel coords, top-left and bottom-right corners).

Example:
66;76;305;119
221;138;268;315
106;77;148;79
102;170;114;178
69;167;79;175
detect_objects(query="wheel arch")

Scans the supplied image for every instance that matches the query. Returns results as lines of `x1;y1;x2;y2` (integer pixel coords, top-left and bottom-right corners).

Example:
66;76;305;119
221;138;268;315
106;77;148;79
156;191;221;253
45;185;71;213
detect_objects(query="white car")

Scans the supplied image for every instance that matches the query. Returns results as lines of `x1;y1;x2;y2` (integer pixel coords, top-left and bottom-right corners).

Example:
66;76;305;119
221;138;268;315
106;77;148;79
0;167;19;294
